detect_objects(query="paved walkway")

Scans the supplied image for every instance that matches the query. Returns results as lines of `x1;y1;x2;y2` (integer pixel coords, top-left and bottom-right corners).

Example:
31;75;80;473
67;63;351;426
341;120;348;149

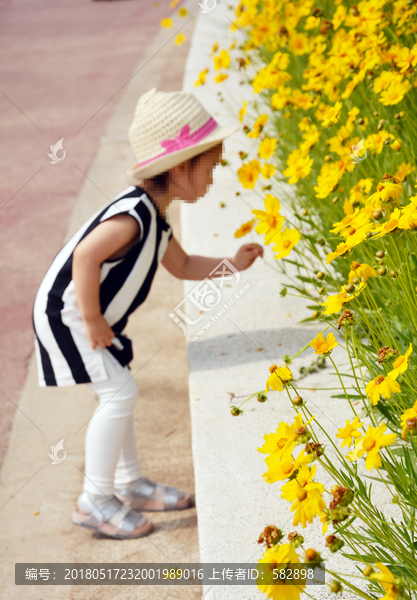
0;1;200;599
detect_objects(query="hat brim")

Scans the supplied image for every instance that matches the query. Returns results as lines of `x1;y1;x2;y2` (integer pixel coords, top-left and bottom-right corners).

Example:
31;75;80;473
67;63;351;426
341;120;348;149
127;124;240;181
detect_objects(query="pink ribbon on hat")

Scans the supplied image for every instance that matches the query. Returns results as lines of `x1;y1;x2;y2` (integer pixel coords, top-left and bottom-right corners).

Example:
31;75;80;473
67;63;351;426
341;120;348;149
138;117;218;167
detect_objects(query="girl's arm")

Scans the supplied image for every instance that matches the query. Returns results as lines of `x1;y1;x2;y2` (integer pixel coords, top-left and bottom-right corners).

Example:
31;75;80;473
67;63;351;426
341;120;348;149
72;215;139;349
161;235;263;280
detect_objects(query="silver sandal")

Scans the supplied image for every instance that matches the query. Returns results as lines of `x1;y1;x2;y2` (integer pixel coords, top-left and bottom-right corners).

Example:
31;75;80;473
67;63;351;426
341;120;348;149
114;477;192;512
71;492;153;539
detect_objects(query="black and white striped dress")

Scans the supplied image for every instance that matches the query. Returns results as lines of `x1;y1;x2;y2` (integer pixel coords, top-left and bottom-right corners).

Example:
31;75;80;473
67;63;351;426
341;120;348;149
33;186;172;387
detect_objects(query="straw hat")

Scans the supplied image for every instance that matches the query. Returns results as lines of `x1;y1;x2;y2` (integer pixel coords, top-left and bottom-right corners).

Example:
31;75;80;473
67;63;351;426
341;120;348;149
127;88;239;181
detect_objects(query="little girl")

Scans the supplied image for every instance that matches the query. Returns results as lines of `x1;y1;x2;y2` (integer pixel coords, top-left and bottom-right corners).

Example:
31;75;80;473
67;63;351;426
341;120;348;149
33;88;263;539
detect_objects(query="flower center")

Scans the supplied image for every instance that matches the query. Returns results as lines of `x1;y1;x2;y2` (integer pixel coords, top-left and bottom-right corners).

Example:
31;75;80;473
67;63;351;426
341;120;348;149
277;437;288;449
283;240;291;248
385;219;398;231
266;214;277;228
281;461;294;474
375;375;385;385
362;438;376;451
297;489;307;501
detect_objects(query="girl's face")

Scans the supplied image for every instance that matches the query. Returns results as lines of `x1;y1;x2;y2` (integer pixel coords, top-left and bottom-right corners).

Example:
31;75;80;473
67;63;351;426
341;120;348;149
172;143;223;202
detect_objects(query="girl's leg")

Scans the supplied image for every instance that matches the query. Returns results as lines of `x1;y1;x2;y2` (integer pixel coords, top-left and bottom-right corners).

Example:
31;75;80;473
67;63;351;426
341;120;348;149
113;413;142;488
83;351;140;498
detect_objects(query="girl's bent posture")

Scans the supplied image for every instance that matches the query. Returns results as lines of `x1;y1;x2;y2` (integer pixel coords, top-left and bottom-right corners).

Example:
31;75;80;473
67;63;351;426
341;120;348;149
33;89;263;539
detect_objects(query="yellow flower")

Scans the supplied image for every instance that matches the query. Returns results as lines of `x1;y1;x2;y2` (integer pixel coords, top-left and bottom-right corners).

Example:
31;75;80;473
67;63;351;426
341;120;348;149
398;196;417;229
238;100;247;123
320;101;342;127
372;208;402;239
281;465;326;528
347;423;397;470
395;162;414;182
348;261;377;283
380;80;411;105
160;17;173;28
248;114;269;138
326;242;351;264
332;5;347;30
272;227;300;259
271;87;292;110
175;33;186;46
213;49;231;71
258;137;277;160
283;150;313;184
364;131;392;154
309;332;338;356
209;41;218;57
265;364;293;393
194;68;208;87
257;543;305;600
336;415;364;448
258;414;315;461
305;15;320;30
261;163;276;179
263;444;312;483
370;563;402;600
178;7;188;17
214;73;228;83
238;159;261;189
314;161;344;199
388;343;412;379
331;208;370;236
320;281;367;316
365;374;401;406
400;399;417;440
252;194;284;244
367;181;403;204
234;218;256;239
289;32;310;55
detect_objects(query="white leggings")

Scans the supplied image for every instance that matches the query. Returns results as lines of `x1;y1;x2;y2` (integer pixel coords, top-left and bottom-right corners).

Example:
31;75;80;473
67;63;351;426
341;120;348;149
83;349;142;497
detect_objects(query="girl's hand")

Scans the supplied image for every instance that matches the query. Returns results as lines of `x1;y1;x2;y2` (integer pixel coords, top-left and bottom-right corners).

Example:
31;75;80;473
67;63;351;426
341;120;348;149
84;315;115;350
232;243;263;271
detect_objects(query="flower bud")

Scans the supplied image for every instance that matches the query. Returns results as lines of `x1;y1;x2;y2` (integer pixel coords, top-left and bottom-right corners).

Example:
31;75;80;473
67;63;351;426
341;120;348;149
330;582;342;594
375;250;385;258
332;196;339;204
390;270;397;278
337;309;355;329
287;532;304;547
377;266;387;276
363;565;373;576
351;199;360;207
257;393;268;403
325;535;344;553
292;396;304;406
372;209;383;220
301;208;308;216
351;277;359;285
230;406;243;416
305;442;324;457
345;283;355;293
377;346;399;364
305;548;318;562
378;259;384;265
312;310;320;319
258;525;283;548
316;271;324;280
295;426;311;444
